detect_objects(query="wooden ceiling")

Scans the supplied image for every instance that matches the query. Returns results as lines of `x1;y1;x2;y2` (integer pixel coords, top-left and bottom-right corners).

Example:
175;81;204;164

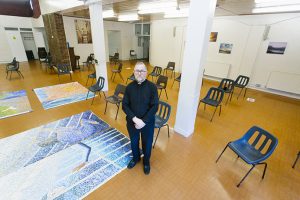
0;0;41;18
61;0;300;21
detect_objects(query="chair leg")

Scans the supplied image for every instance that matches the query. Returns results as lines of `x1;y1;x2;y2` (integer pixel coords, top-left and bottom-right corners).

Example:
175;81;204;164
115;104;120;120
219;105;222;116
166;124;170;137
258;162;268;179
292;152;300;168
210;107;218;122
171;79;175;88
111;72;114;80
91;93;96;105
216;143;229;163
86;91;90;100
70;74;72;80
153;128;161;149
198;101;201;109
159;89;162;99
237;164;256;187
243;88;247;99
104;101;108;114
78;142;91;162
225;93;230;105
58;74;61;83
119;73;124;81
102;91;106;98
85;77;89;86
237;88;243;100
164;89;168;99
10;71;13;80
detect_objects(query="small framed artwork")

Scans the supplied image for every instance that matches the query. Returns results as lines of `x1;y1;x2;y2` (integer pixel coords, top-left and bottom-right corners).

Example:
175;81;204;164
219;43;233;54
210;32;218;42
266;42;287;55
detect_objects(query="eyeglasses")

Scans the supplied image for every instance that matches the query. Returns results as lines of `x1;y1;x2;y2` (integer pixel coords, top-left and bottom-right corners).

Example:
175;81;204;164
134;70;147;73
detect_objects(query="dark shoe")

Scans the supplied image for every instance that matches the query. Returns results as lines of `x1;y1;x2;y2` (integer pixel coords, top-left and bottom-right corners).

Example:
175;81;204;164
127;159;140;169
143;164;150;175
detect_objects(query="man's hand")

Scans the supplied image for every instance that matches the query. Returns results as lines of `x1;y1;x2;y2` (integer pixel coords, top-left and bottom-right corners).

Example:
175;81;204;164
133;117;146;129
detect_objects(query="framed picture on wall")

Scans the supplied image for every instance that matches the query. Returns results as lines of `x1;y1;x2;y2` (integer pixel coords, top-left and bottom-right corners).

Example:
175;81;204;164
75;19;93;44
219;43;233;54
209;32;218;42
266;42;287;55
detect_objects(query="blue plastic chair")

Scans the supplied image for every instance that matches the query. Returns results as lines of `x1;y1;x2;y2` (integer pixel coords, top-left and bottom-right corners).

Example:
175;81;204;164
198;87;224;122
153;101;171;148
216;126;278;187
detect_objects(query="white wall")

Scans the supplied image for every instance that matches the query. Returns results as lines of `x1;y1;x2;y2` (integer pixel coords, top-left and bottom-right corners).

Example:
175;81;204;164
0;15;34;63
150;13;300;96
107;30;122;56
63;16;136;63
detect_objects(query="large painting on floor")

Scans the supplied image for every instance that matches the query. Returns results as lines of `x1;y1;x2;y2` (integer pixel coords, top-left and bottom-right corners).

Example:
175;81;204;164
0;90;32;119
0;111;132;199
75;19;93;44
33;82;94;110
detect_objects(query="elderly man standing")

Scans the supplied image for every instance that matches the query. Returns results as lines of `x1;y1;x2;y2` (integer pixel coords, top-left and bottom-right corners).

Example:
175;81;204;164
122;62;159;175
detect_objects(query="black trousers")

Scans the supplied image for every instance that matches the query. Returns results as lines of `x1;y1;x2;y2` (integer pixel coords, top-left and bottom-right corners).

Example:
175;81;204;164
127;121;155;165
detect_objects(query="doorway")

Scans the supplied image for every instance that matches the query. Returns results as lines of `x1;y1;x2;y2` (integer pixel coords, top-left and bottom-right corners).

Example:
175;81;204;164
20;32;38;60
107;30;122;59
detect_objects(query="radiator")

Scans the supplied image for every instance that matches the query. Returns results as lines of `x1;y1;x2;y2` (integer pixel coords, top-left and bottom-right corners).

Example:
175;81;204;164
266;71;300;94
204;61;231;79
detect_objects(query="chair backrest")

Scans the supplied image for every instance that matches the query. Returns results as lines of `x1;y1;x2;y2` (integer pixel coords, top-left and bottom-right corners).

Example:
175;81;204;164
156;101;171;126
90;53;94;60
95;76;105;90
166;62;175;70
241;126;278;158
56;63;70;74
218;78;234;92
156;75;168;88
204;87;224;105
234;75;249;87
38;48;47;59
118;63;123;71
86;55;93;63
153;66;162;75
114;52;119;59
130;50;136;56
114;84;126;96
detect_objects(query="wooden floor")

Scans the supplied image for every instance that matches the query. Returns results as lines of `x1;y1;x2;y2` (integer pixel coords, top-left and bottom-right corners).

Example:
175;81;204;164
0;60;300;200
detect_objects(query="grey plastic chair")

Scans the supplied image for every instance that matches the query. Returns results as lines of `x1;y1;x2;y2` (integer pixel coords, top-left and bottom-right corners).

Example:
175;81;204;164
126;73;135;84
163;62;175;78
156;75;169;99
218;78;234;105
148;66;162;82
111;62;124;82
86;72;96;86
86;76;106;105
233;75;250;99
198;87;224;122
171;73;181;88
6;60;24;80
56;63;72;82
104;84;126;120
153;101;171;148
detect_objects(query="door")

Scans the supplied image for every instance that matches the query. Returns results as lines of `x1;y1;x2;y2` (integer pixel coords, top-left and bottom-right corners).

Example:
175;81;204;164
21;32;38;60
143;36;150;61
107;30;122;58
5;30;27;62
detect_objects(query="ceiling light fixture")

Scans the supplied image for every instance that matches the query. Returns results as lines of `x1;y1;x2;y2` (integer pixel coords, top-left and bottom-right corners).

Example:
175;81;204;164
164;8;189;18
255;0;300;7
138;1;177;14
103;10;115;18
118;14;139;22
252;4;300;13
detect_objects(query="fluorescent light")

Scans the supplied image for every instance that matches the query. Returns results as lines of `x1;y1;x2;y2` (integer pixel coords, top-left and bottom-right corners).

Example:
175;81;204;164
164;8;189;18
118;14;139;21
103;10;115;18
138;7;176;14
252;4;300;13
138;1;177;10
255;0;300;3
255;0;300;7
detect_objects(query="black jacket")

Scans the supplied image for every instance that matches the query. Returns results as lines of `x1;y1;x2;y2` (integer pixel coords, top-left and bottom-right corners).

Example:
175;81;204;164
122;79;159;124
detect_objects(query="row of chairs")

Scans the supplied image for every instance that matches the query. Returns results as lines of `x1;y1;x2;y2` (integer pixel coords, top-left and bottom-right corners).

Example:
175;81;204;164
148;62;176;81
198;75;250;122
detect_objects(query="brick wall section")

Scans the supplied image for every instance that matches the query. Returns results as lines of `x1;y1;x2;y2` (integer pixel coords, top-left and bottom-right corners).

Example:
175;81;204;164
43;13;70;66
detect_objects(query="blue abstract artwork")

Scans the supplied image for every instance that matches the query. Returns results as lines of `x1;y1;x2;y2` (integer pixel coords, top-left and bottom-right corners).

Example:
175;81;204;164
0;111;132;199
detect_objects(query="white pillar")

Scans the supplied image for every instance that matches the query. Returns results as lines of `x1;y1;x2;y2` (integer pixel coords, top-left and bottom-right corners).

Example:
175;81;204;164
87;0;108;91
174;0;217;137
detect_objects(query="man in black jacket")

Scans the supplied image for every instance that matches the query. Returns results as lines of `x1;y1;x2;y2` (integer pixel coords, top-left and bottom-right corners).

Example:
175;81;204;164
122;62;159;175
